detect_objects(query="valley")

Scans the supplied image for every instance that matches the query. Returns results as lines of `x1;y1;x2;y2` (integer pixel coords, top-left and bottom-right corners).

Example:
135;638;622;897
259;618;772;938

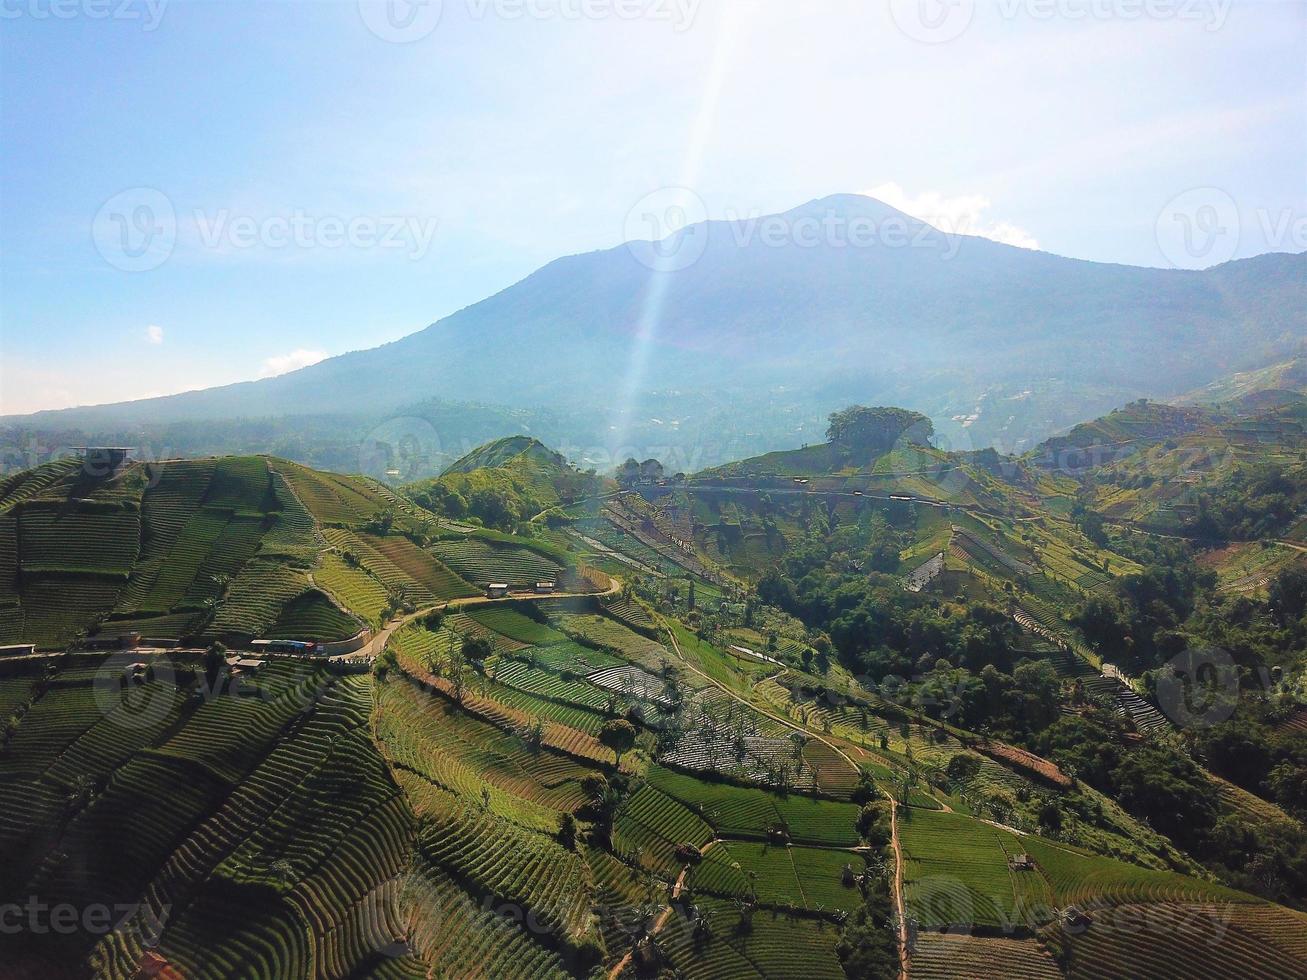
2;398;1307;978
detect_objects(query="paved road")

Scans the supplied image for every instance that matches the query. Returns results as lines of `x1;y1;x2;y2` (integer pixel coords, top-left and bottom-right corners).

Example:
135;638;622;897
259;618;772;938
339;577;623;661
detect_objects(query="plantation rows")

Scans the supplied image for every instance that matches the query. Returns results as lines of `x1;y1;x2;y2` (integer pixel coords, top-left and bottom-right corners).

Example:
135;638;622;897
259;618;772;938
0;515;18;604
545;610;673;671
445;611;530;652
899;809;1023;930
400;864;571;980
17;502;140;575
528;640;625;674
660;727;819;792
431;537;562;588
910;934;1062;980
204;562;317;639
1056;901;1307;980
647;766;861;847
267;590;362;641
689;841;863;913
0;457;82;514
376;676;592;820
647;898;846;980
7;570;127;647
469;605;568;645
415;794;594;943
316;553;391;627
325;528;435;604
274;461;388;528
86;675;420;980
364;532;479;599
491;658;612;712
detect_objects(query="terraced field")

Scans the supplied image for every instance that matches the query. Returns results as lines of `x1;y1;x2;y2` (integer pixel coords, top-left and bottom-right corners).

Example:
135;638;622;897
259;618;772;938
431;536;562;588
647;765;861;846
911;934;1062;979
1051;902;1307;980
899;808;1255;934
0;456;467;647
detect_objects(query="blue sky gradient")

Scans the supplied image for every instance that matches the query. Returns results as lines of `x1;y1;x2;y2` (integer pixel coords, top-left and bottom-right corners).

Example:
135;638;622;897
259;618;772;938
2;0;1304;413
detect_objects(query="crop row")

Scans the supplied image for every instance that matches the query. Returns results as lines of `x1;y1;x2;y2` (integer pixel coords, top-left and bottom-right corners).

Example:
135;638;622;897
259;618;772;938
17;503;141;575
647;766;860;847
363;532;478;599
431;537;562;588
468;605;568;645
910;934;1062;980
401;863;571;979
416;795;593;941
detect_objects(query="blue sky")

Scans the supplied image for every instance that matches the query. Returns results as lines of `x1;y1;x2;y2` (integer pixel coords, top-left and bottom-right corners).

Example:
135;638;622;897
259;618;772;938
1;0;1303;415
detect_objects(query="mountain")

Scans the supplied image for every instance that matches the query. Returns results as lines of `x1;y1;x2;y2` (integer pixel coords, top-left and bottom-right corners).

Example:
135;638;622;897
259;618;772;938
7;194;1306;459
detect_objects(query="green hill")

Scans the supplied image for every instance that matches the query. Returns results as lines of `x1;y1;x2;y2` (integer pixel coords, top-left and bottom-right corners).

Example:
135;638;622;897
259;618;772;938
0;455;485;649
405;436;608;531
4;415;1307;979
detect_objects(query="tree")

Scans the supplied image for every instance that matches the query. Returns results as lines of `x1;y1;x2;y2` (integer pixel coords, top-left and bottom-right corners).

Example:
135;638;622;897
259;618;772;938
826;405;933;454
616;458;642;488
558;813;577;850
834;875;897;979
461;635;494;669
204;642;227;688
945;754;981;786
599;718;637;766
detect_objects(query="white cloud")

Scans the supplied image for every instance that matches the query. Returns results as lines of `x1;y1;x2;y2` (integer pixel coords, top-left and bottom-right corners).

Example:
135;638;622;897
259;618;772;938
259;348;328;378
865;182;1040;250
144;324;165;345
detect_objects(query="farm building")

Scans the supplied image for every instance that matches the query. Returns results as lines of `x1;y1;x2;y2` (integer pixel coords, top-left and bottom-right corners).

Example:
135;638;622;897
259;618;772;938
485;583;510;598
1009;853;1036;871
533;580;556;594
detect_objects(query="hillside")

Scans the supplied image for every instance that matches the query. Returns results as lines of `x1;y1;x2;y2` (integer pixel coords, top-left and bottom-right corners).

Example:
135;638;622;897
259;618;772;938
4;420;1307;977
0;453;614;650
6;195;1305;458
404;436;609;531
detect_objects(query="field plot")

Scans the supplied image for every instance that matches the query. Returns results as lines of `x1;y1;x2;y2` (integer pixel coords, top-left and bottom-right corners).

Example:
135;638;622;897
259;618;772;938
612;782;715;876
362;532;478;599
267;589;362;640
468;605;568;645
544;608;674;670
375;674;595;820
689;840;863;912
400;863;570;980
900;809;1255;934
205;561;316;639
647;765;860;847
651;898;846;980
491;657;612;712
911;933;1062;979
316;553;391;627
413;790;595;944
1053;901;1307;980
899;809;1023;929
431;536;561;588
85;674;420;980
273;461;389;527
